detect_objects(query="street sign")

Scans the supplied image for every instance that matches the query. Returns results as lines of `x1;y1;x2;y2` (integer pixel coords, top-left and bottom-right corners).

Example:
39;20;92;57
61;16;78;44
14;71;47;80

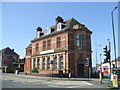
85;63;89;66
85;58;89;66
113;74;118;87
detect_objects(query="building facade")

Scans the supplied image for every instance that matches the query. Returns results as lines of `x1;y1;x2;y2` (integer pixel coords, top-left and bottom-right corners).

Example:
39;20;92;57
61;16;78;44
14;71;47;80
0;47;19;73
24;16;92;77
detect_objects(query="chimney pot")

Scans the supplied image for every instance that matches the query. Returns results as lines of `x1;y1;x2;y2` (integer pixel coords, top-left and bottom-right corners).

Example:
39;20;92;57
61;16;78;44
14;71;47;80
36;27;42;32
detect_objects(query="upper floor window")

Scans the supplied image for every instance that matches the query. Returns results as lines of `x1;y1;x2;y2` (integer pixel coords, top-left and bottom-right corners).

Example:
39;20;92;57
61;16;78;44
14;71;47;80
56;37;61;48
43;41;46;51
81;34;84;46
35;43;39;52
47;39;51;50
30;49;32;53
76;34;84;47
76;34;81;46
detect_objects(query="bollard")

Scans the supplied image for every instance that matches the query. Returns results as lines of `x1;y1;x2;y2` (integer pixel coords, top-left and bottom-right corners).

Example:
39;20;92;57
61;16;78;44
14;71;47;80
113;74;118;87
99;73;102;84
69;73;71;78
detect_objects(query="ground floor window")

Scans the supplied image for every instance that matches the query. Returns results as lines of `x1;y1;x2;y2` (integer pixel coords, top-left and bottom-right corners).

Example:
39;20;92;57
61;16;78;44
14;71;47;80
37;58;40;69
59;56;64;70
42;57;46;70
47;57;50;70
33;58;36;68
53;56;57;70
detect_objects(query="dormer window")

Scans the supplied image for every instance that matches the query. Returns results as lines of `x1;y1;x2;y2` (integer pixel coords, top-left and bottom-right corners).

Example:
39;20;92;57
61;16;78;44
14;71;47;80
57;22;66;31
57;23;62;31
44;28;51;35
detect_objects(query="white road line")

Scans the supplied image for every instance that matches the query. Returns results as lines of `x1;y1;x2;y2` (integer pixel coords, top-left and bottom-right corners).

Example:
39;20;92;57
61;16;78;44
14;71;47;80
68;86;80;88
81;81;93;85
48;85;61;88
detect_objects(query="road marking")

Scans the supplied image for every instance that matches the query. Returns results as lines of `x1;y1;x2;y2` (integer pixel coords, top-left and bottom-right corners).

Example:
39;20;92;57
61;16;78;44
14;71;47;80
81;81;93;85
48;85;62;88
68;86;80;88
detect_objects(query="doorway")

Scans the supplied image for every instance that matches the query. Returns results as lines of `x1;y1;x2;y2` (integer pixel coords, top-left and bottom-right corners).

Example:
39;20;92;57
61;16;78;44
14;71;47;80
77;64;84;77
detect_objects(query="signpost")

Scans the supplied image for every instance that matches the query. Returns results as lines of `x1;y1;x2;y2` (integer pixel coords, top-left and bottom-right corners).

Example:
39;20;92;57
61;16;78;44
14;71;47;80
85;58;91;80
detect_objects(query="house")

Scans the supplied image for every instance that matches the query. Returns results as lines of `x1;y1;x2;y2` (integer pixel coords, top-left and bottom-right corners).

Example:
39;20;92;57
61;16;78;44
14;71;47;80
24;16;92;77
0;47;19;73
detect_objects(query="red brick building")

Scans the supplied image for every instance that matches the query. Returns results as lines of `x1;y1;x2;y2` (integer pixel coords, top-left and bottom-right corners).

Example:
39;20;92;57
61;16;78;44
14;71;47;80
0;47;19;73
24;16;92;77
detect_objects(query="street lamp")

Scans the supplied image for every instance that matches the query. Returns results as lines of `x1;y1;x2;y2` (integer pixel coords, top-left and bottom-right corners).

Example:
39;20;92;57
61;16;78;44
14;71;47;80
111;6;118;74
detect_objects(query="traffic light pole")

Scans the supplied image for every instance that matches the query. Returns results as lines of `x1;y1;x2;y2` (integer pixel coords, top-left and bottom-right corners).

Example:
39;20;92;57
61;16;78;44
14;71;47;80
108;39;111;82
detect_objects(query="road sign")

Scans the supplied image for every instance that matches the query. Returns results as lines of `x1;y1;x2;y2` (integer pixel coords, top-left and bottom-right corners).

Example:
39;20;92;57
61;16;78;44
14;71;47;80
85;58;89;66
113;74;118;87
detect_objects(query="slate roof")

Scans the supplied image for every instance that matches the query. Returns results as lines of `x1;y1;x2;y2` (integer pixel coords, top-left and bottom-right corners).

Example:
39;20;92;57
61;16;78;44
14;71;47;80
49;18;81;30
26;43;32;49
0;47;19;56
31;17;92;42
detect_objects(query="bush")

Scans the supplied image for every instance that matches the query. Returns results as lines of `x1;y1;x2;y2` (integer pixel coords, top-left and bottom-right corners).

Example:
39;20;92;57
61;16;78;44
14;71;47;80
31;67;39;73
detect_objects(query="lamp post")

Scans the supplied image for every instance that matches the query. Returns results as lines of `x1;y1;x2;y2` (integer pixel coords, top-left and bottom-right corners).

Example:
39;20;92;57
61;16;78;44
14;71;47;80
111;6;118;74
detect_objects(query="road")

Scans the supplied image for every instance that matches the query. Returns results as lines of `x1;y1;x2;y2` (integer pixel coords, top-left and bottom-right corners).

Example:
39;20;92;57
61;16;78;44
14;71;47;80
2;79;51;88
1;73;104;88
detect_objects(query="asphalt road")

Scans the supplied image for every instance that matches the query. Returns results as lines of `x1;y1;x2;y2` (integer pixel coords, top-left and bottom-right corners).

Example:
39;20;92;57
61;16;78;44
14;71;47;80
2;79;51;88
2;79;102;88
1;73;104;88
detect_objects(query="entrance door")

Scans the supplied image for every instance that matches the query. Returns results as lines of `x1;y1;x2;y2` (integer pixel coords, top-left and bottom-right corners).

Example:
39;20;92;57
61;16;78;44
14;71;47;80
77;64;84;77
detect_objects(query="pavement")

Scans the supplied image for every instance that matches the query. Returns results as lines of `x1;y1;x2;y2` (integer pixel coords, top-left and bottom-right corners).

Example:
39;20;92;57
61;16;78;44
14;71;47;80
1;73;120;89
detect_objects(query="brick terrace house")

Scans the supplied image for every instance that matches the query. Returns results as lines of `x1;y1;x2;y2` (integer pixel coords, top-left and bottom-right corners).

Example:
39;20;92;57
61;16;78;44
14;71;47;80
0;47;19;73
24;16;92;77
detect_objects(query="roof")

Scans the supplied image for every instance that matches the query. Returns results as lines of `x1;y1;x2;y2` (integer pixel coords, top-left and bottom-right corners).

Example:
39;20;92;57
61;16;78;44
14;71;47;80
0;47;19;56
49;18;81;30
112;56;120;62
31;17;92;42
26;43;32;49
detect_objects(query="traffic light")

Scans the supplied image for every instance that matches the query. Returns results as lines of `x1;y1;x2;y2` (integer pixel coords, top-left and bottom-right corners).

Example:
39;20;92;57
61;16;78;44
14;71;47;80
103;46;108;56
112;64;115;68
107;50;110;60
103;46;108;62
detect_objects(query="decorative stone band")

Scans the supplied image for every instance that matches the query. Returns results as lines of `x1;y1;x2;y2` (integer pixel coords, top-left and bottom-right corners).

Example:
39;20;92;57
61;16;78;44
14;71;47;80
40;49;54;55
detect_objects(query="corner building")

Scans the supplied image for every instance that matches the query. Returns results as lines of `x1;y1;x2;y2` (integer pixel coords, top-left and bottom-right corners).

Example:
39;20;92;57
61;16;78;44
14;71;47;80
24;16;92;77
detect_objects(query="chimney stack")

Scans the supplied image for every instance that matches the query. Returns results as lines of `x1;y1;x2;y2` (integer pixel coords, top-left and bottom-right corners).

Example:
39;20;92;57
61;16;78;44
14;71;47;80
12;49;14;52
36;27;44;38
55;16;63;29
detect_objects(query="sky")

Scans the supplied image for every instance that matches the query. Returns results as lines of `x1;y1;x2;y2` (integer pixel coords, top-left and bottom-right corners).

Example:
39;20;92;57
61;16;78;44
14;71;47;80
1;2;119;67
